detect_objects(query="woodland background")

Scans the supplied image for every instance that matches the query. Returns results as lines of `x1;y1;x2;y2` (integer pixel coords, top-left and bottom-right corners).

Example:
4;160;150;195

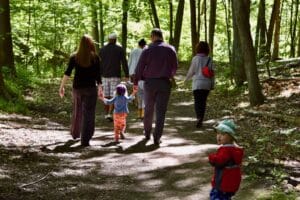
0;0;299;199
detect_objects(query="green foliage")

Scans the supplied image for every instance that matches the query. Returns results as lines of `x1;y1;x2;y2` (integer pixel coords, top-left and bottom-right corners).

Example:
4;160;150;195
257;190;297;200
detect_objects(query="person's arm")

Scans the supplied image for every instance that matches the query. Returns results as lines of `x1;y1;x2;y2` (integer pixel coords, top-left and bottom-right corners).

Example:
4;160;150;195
134;51;146;85
59;55;74;98
184;57;197;82
208;147;231;167
96;56;103;99
59;75;70;98
170;47;178;78
102;97;115;105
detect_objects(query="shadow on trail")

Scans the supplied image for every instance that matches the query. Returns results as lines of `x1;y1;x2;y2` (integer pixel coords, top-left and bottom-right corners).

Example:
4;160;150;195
116;138;159;154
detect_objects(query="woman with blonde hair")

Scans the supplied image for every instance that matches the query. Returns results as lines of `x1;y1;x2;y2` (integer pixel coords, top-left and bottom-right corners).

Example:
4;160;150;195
59;34;102;146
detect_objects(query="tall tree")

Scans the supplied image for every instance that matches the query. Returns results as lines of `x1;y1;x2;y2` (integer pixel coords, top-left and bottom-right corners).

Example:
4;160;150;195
298;17;300;57
25;0;32;69
122;0;129;51
232;0;264;106
149;0;160;28
231;0;246;86
99;1;104;47
92;5;100;52
169;0;174;44
222;0;232;63
190;0;198;55
266;0;281;56
0;0;16;77
172;0;185;52
290;0;299;57
255;0;267;59
203;0;208;41
272;0;282;60
208;0;217;57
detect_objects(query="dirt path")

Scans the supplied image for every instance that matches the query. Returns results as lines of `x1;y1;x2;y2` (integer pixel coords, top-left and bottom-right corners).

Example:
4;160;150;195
3;68;299;199
0;103;273;200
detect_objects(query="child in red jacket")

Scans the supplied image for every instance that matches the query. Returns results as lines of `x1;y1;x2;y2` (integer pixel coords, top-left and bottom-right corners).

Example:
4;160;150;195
209;119;244;200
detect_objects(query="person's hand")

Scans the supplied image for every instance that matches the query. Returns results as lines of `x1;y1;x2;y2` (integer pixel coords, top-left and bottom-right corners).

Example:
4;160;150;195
59;87;65;98
133;85;138;93
132;89;137;95
98;85;103;99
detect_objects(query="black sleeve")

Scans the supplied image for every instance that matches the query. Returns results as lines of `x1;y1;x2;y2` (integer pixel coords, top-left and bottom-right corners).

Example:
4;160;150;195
95;56;102;84
64;55;75;76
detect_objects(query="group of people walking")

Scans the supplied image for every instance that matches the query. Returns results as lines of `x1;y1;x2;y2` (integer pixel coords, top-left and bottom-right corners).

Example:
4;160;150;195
58;28;243;200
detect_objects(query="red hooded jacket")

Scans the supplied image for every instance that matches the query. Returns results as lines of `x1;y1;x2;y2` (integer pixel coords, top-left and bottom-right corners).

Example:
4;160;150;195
208;144;244;193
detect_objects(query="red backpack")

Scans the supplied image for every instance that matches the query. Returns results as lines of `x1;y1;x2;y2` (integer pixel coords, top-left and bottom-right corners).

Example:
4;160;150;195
201;57;214;78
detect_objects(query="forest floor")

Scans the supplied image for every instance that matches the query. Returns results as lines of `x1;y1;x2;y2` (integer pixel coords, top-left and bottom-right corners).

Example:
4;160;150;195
0;63;299;199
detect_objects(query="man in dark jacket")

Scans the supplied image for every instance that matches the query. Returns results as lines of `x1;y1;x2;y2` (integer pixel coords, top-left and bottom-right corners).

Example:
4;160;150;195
99;33;129;120
134;28;178;146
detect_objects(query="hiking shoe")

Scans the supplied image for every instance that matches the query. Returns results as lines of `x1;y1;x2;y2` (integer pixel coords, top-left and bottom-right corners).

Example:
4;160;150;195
105;114;113;122
154;140;161;146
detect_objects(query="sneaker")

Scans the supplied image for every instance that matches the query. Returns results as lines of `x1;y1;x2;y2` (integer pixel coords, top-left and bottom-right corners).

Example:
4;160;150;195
105;114;113;122
154;140;161;146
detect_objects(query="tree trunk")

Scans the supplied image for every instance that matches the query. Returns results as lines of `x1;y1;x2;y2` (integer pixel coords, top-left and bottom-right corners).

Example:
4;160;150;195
92;6;100;52
169;0;174;44
190;0;198;55
149;0;160;28
266;0;280;56
25;0;32;69
52;0;57;77
232;0;264;106
122;0;128;52
231;0;246;86
208;0;216;57
99;1;104;47
222;0;232;64
173;0;185;53
256;0;267;59
272;0;282;60
203;0;207;41
0;67;5;97
298;17;300;57
197;0;201;40
290;0;299;57
33;2;40;75
0;0;16;77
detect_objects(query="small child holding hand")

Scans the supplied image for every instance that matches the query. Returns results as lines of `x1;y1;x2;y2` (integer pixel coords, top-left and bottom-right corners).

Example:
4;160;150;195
99;83;137;143
209;119;244;200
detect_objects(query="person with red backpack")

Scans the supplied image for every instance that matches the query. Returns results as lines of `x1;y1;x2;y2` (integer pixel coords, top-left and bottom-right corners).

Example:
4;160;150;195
185;41;215;128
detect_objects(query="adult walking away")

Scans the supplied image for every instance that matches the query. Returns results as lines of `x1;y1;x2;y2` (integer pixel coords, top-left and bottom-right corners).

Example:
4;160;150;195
59;34;102;147
185;41;215;128
99;33;129;121
128;39;147;120
134;28;178;146
128;39;146;82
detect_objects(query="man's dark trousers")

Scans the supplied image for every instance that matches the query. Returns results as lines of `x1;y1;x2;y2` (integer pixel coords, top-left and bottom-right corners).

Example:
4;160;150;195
143;78;171;143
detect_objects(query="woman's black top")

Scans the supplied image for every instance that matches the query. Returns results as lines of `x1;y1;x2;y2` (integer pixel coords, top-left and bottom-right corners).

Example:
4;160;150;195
64;54;102;89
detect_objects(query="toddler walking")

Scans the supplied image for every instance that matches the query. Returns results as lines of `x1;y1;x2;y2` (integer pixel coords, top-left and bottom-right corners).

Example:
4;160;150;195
100;83;136;143
209;119;244;200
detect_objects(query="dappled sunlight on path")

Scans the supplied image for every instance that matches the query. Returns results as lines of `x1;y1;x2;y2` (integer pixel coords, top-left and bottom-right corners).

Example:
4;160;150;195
0;112;218;199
